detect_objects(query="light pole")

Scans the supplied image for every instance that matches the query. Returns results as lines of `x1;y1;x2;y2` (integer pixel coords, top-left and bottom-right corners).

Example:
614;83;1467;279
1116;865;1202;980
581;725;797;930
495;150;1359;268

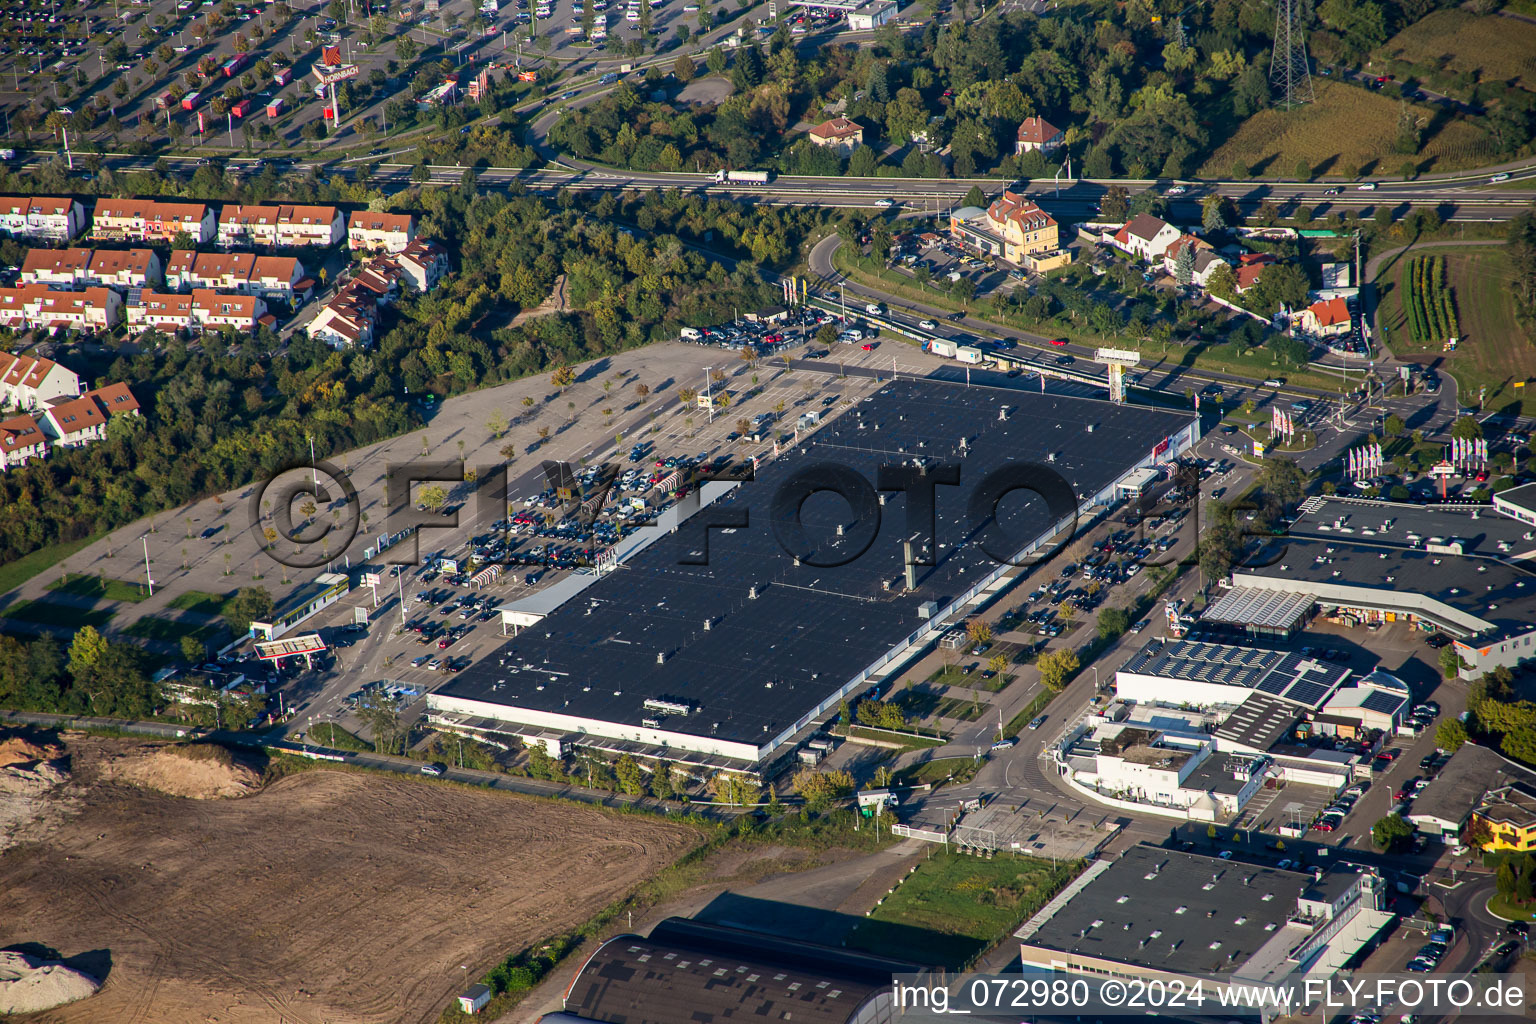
703;367;713;423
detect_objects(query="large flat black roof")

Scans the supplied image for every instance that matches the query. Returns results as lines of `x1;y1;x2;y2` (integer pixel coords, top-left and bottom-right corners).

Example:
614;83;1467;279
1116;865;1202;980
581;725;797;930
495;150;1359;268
438;377;1193;752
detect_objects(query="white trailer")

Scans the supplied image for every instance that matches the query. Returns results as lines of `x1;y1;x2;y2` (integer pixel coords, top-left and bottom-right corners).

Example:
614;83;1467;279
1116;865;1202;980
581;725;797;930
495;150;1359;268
926;338;958;359
955;346;985;364
713;169;772;185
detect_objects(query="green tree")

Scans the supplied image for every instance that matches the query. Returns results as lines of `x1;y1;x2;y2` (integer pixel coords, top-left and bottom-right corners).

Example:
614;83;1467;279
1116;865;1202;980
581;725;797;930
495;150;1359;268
1440;645;1466;680
791;767;855;809
180;635;207;664
1097;607;1130;640
1436;718;1467;753
614;754;644;795
223;587;274;637
1371;813;1415;852
417;484;449;509
1037;649;1079;691
355;690;407;754
67;626;110;679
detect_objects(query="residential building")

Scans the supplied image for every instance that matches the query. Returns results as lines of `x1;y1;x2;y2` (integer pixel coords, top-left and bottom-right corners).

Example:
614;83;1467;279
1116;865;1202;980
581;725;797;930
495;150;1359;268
308;282;380;348
215;204;345;248
0;285;122;333
1473;782;1536;853
127;291;195;333
0;352;80;410
394;239;451;293
1161;235;1228;287
347;210;416;253
0;196;86;242
1298;296;1352;337
1016;846;1393;988
163;250;310;303
947;191;1065;269
191;289;268;333
93;199;216;244
1014;115;1064;155
34;382;138;456
128;289;268;334
20;248;162;290
1234;252;1276;294
0;413;49;469
807;117;865;155
1109;214;1182;262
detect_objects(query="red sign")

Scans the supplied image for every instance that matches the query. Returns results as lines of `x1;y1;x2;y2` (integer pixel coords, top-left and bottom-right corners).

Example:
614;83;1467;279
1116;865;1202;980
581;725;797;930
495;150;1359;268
322;45;342;66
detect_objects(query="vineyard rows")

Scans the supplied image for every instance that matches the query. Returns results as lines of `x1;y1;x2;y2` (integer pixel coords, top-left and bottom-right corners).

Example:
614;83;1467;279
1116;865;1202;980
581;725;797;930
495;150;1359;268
1405;254;1459;345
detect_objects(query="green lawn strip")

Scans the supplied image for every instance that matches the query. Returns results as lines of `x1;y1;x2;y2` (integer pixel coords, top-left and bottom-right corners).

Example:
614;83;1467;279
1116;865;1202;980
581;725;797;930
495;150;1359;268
836;724;948;750
0;531;109;598
1486;892;1536;923
45;572;153;603
932;696;988;722
894;756;980;787
306;721;374;752
845;851;1084;969
123;616;228;647
168;590;235;616
1;599;115;631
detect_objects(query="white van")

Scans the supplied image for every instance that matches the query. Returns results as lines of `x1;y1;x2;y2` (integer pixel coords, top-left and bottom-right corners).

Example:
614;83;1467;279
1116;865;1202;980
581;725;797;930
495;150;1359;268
679;326;702;341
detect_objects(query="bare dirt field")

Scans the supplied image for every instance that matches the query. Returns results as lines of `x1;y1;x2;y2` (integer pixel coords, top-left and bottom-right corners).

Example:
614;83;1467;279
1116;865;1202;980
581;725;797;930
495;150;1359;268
0;735;701;1024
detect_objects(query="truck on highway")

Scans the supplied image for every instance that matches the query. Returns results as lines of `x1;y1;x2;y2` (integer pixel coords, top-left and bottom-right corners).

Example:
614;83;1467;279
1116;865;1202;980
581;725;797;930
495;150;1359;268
955;345;985;365
713;169;772;185
924;338;958;359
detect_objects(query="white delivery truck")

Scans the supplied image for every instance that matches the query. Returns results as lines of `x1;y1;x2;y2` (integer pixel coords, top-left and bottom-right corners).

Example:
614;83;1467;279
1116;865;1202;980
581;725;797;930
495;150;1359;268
925;338;958;359
712;169;772;185
955;346;984;364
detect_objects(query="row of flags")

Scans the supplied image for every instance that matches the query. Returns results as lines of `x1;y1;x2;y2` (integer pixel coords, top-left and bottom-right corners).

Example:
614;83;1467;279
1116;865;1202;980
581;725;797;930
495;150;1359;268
1269;406;1297;440
1347;444;1384;477
1449;437;1488;465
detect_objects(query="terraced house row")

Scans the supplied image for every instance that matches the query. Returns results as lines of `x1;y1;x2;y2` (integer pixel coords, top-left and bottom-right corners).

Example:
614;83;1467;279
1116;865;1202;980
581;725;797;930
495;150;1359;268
0;196;419;252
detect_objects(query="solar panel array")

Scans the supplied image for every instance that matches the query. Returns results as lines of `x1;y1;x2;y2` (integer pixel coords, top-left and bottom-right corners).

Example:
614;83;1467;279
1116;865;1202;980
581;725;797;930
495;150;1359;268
1362;689;1406;715
1283;679;1332;709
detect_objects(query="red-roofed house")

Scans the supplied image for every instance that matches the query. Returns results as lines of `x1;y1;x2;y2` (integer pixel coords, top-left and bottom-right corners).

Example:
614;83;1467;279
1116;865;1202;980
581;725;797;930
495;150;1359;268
20;248;92;287
216;204;345;248
0;196;87;242
1109;214;1182;262
347;211;417;253
0;413;48;469
22;248;162;290
807;117;865;155
394;239;451;293
948;191;1065;269
164;250;308;302
93;199;215;244
39;383;138;452
41;392;108;448
1234;252;1277;293
192;289;268;333
1015;116;1064;156
1298;296;1352;337
127;291;196;333
0;352;80;410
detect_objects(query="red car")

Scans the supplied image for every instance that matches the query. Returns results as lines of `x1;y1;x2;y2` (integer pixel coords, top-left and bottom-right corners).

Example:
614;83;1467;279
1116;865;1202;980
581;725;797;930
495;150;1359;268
437;637;454;649
861;343;875;351
1049;338;1067;346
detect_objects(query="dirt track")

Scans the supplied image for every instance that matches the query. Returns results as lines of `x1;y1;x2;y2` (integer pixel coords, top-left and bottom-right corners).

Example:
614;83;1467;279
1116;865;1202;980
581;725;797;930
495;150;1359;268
0;740;700;1024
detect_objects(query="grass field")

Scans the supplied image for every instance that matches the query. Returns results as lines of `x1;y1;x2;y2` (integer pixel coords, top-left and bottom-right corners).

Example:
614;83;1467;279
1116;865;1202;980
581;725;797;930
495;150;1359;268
847;852;1080;968
168;590;234;616
45;572;152;604
1197;80;1497;178
0;531;108;600
1378;244;1534;418
895;757;980;787
124;616;227;648
1378;10;1536;93
1;598;114;630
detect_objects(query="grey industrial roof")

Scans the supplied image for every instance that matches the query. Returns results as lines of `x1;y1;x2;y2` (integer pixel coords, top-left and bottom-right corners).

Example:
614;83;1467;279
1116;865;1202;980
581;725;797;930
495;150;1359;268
1213;693;1302;752
1408;744;1533;828
1494;482;1536;518
1203;587;1315;630
1020;846;1310;976
1251;497;1536;640
438;377;1192;751
1119;638;1349;710
1182;752;1261;796
562;917;916;1024
1301;866;1367;905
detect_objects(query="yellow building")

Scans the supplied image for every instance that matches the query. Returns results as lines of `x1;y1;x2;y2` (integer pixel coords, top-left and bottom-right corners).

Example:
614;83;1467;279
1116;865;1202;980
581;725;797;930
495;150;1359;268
1473;783;1536;852
947;190;1065;270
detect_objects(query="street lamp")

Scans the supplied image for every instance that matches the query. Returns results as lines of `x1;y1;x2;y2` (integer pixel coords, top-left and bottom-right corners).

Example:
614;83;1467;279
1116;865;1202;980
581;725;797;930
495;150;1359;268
702;367;713;423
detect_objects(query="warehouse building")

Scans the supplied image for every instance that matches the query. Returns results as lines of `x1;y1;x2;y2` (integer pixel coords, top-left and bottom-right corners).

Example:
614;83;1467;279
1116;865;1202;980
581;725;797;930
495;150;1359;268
1017;846;1393;995
1228;498;1536;679
551;916;915;1024
1408;743;1533;842
1114;637;1352;711
429;377;1196;773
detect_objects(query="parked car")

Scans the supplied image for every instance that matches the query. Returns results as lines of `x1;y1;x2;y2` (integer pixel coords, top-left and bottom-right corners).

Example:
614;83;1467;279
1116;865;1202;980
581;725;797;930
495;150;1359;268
420;762;446;776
